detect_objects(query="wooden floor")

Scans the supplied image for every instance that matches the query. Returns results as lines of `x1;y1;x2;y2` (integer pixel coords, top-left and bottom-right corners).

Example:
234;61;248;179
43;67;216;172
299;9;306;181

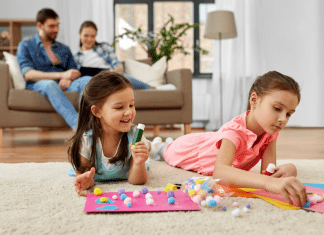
0;127;323;163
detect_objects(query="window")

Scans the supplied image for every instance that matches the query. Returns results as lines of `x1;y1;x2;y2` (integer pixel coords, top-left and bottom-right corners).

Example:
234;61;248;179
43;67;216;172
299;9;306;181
114;0;215;78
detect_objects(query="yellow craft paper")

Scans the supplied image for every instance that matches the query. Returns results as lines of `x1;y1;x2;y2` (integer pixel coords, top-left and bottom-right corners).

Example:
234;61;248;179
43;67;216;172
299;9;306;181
239;188;300;210
254;194;300;210
239;188;262;192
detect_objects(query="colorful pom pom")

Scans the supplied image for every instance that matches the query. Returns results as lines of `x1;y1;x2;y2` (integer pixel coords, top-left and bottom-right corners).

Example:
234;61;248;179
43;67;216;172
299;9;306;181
213;195;222;204
94;187;102;196
118;188;125;195
201;200;207;207
208;199;217;207
126;202;132;208
167;190;175;198
312;194;323;203
157;190;161;194
231;208;241;217
194;184;202;192
243;207;249;213
199;190;207;198
145;193;153;199
222;206;227;211
206;195;213;204
124;197;132;204
120;193;127;201
188;189;196;197
233;202;239;207
100;197;107;203
191;195;202;205
146;198;154;206
112;195;118;200
168;197;175;205
141;187;149;194
303;201;311;208
195;179;205;185
246;204;251;209
201;182;211;190
133;190;140;198
310;196;318;205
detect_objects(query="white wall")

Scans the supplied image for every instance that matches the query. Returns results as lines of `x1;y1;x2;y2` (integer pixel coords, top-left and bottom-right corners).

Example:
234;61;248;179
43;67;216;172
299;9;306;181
257;0;324;126
0;0;56;19
194;0;324;127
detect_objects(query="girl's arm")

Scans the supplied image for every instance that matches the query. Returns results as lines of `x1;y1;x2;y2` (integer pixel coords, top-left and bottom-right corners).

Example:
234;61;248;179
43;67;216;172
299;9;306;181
261;138;297;177
128;142;149;185
260;138;277;174
213;138;307;206
74;155;95;196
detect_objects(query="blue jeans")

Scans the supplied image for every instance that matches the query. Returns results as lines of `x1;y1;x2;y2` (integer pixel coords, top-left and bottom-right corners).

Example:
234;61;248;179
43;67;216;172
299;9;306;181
122;73;152;89
26;76;92;130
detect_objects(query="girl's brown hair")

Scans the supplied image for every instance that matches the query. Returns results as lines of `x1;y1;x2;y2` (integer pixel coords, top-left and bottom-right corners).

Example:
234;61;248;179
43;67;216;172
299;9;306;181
79;20;100;48
247;71;301;110
68;71;133;174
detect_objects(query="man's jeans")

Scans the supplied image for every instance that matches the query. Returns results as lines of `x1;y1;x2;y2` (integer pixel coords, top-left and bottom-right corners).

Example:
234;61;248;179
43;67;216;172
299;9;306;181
123;73;152;89
25;76;92;130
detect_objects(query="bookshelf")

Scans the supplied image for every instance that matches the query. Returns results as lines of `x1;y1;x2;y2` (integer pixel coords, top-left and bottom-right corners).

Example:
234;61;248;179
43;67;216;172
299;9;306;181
0;19;36;58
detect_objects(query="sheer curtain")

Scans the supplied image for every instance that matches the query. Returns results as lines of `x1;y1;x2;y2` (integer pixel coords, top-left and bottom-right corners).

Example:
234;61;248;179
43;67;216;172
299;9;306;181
54;0;114;54
205;0;265;131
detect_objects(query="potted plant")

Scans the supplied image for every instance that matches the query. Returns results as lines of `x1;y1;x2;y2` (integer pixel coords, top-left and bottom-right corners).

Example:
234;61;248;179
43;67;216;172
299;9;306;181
112;15;208;63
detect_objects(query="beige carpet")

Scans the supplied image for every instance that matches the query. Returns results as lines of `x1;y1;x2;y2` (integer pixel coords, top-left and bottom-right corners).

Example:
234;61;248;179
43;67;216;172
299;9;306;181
0;159;323;235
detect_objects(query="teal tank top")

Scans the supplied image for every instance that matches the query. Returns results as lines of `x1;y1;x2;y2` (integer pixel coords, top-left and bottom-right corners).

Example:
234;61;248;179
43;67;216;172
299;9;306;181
87;125;149;182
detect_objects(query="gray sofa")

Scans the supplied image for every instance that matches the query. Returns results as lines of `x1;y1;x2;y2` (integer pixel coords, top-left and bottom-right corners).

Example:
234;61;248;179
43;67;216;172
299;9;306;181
0;59;192;145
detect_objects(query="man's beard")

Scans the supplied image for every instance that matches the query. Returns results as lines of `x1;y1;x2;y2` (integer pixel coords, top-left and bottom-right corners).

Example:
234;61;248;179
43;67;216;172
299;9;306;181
44;31;57;42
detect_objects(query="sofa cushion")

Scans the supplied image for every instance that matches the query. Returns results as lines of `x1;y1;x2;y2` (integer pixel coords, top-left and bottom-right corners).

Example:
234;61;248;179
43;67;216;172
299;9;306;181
8;89;183;112
3;52;26;90
125;57;167;87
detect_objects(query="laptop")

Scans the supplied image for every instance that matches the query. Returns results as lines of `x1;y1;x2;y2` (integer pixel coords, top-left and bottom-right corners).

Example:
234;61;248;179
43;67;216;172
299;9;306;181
80;67;108;77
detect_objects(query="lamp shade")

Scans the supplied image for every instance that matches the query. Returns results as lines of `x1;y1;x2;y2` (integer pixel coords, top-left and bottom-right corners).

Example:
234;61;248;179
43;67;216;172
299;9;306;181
204;10;237;39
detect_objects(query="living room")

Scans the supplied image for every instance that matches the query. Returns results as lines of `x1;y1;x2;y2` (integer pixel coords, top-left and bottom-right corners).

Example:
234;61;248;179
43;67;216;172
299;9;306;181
0;0;323;234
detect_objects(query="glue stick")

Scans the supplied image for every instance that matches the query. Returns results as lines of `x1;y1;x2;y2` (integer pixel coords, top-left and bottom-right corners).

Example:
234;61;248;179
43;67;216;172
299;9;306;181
264;163;276;176
131;124;145;149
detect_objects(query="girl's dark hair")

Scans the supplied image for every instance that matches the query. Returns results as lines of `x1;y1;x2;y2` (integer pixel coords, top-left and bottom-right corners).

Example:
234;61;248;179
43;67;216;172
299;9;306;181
247;71;301;110
36;8;58;24
79;20;100;48
68;71;133;174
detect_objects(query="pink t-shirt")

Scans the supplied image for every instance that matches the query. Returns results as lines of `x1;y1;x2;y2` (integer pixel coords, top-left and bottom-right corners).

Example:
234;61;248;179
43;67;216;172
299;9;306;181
164;111;279;175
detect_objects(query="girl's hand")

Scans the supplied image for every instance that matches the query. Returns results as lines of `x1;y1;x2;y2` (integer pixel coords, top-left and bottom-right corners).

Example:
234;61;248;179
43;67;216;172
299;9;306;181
130;142;149;165
272;163;297;178
74;167;95;197
264;176;307;206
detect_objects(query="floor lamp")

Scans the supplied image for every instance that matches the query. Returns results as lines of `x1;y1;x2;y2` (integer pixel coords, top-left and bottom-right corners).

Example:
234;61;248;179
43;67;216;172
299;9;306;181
204;10;237;125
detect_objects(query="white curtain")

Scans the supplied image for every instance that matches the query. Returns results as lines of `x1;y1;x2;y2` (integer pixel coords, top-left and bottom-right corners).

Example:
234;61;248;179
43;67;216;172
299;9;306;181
54;0;114;54
205;0;265;131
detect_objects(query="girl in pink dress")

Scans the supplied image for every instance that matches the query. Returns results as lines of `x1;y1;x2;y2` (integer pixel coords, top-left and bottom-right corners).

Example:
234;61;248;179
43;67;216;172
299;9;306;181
153;71;307;206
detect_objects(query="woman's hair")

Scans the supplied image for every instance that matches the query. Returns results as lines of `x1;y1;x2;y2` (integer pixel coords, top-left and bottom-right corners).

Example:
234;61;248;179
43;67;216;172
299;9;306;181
68;71;133;174
247;71;301;110
36;8;58;24
79;20;100;48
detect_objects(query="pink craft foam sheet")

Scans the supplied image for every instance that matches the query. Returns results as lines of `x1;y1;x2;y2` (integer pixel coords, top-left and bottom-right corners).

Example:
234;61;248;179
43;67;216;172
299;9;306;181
84;190;201;213
250;185;324;213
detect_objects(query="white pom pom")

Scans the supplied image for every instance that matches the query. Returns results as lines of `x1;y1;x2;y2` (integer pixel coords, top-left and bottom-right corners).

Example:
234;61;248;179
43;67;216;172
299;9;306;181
146;198;154;206
231;208;241;217
243;207;249;213
201;200;207;207
145;193;153;199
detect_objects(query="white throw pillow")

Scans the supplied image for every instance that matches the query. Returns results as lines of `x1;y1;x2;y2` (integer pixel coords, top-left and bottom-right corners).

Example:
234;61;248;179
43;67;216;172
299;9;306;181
3;52;26;90
124;56;167;87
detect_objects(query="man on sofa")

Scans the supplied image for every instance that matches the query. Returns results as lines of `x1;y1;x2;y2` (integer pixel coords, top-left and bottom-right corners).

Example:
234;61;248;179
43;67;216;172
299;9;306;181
16;8;91;131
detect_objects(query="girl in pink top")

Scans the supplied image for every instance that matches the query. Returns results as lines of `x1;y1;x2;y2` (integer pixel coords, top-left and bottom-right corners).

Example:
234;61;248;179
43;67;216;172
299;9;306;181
154;71;307;207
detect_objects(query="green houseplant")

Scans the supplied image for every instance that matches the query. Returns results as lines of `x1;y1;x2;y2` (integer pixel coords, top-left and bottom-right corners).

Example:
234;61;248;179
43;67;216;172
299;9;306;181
112;15;208;63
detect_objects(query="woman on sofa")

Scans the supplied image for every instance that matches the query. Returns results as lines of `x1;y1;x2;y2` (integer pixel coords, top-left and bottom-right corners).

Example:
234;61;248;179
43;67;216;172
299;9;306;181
74;21;152;89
